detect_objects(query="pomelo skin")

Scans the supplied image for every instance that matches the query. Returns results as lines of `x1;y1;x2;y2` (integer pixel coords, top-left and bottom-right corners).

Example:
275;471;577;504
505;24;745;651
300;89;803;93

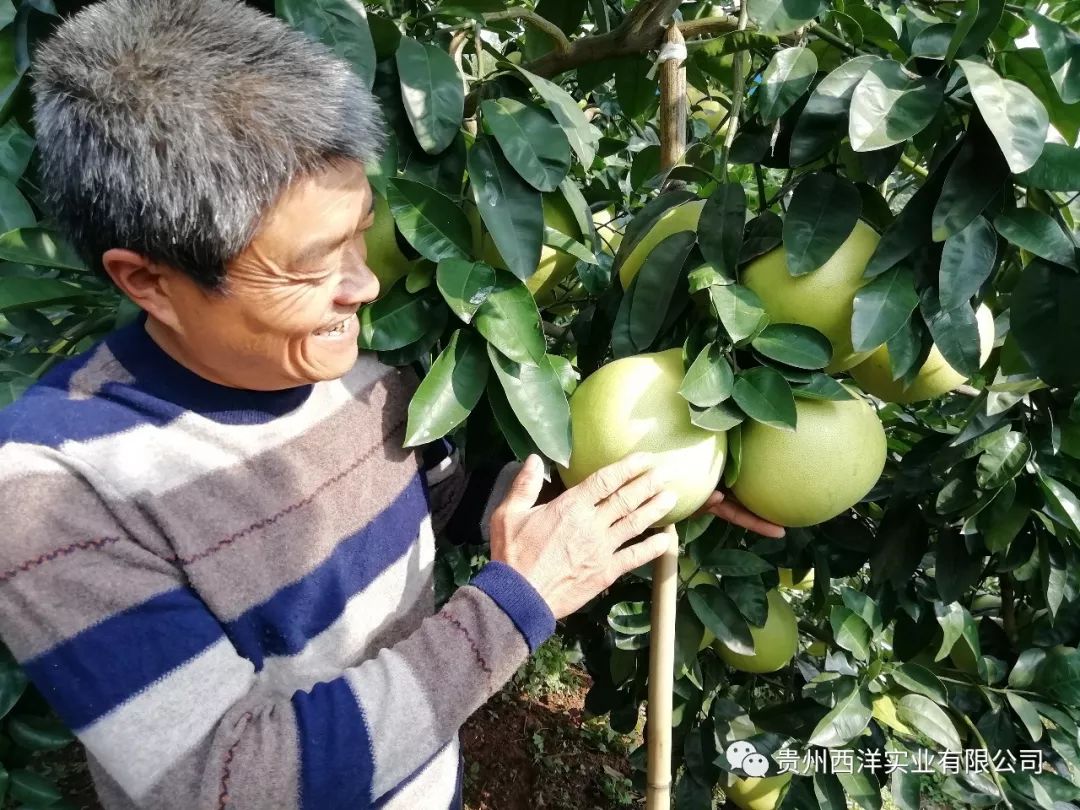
732;394;886;527
713;590;798;673
366;194;415;292
558;349;727;526
725;773;793;810
778;567;814;591
618;199;707;289
850;303;995;403
742;220;881;372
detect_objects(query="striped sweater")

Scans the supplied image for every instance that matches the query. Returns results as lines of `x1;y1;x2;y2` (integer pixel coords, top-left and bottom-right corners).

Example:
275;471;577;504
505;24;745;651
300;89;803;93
0;314;555;809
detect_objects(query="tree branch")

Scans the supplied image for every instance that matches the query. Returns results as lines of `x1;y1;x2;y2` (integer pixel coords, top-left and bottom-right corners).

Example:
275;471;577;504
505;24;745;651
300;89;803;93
484;9;571;53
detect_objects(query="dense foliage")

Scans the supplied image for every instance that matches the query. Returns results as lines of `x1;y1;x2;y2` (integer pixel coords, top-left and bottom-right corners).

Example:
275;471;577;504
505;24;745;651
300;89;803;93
3;0;1080;808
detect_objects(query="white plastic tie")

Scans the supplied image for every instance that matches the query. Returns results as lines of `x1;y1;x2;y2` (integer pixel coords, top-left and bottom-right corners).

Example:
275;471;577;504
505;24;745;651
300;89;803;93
647;40;688;79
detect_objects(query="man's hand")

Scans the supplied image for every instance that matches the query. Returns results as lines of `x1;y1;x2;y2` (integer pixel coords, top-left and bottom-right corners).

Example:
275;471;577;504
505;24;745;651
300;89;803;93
695;491;785;538
489;453;677;619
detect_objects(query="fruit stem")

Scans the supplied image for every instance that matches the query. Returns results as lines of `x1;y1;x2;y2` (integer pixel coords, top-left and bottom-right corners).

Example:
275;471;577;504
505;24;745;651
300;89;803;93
717;2;750;180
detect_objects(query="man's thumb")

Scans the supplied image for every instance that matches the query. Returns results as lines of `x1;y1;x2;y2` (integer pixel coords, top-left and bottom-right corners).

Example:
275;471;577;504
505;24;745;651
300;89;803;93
504;454;545;510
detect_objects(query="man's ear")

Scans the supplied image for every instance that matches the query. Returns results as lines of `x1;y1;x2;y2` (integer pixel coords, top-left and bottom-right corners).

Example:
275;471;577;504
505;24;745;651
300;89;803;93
101;248;183;329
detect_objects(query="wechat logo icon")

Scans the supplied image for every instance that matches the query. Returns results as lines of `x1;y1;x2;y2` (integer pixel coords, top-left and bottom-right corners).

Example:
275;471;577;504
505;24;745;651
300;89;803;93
725;740;770;778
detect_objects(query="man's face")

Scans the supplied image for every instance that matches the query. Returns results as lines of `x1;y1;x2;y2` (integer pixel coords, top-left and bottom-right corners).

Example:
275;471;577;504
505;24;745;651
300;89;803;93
162;160;380;390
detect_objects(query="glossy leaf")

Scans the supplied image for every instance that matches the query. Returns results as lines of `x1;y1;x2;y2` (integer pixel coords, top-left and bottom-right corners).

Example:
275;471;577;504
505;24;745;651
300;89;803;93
809;679;872;747
608;600;650;635
1039;474;1080;535
1020;143;1080;192
793;373;854;401
891;663;948;705
479;98;570;192
0;119;32;181
783;173;861;277
698;183;746;280
404;330;488;447
0;228;85;270
613;231;697;355
699;549;773;577
751;323;832;370
896;695;962;751
830;605;871;660
758;46;818;123
614;56;657;121
396;36;464;154
0;660;27;719
851;265;919;353
436;259;497;323
0;277;89;312
680;342;734;408
921;294;981;379
976;431;1030;490
486;377;540;462
6;715;74;751
1027;11;1080;105
515;67;599;167
749;0;826;35
276;0;375;88
688;585;753;655
791;55;882;166
939;216;997;311
359;282;441;351
849;61;944;152
1011;260;1080;386
9;770;62;806
468;136;544;283
690;401;746;433
931;133;1009;242
386;179;471;262
994;208;1077;269
474;270;545;366
732;367;797;431
958;59;1049;174
488;345;572;466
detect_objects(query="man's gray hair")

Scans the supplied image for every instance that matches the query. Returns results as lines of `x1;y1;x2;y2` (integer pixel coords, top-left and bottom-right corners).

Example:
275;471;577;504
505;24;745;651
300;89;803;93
32;0;386;288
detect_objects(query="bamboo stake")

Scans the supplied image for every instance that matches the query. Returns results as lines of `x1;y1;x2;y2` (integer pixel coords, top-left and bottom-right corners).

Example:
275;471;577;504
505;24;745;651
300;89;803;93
646;25;687;810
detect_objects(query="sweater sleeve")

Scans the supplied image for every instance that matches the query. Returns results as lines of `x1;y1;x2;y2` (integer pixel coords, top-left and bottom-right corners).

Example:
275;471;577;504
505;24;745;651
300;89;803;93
0;455;554;810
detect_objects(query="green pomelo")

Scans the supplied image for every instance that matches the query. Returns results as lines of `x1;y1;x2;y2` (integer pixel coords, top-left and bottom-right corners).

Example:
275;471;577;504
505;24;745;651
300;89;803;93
713;589;798;673
618;199;707;289
778;567;814;591
559;348;727;526
742;220;881;372
850;304;995;403
725;773;793;810
731;394;886;527
367;194;416;292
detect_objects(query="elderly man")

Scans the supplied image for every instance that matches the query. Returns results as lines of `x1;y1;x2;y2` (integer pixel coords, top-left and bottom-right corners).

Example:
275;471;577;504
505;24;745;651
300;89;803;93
0;1;782;808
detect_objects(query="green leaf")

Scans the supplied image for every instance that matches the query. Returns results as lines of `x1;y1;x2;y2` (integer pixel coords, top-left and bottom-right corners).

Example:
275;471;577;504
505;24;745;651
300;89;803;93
690;401;746;433
896;695;961;751
0;178;33;233
945;0;979;63
6;715;74;751
830;605;872;660
614;231;697;356
1027;11;1080;105
958;59;1049;174
542;226;596;266
809;679;873;747
608;601;650;635
680;342;734;408
708;284;767;344
838;769;883;810
793;373;854;401
758;46;818;123
934;601;980;666
396;36;464;154
1006;692;1043;742
468;136;544;283
939;216;997;311
1011;260;1080;386
0;228;85;270
436;259;497;323
993;208;1077;269
931;133;1009;242
791;55;883;166
864;160;952;278
849;61;944;152
359;282;441;351
0;277;90;312
0;660;27;719
474;270;545;366
976;431;1030;489
954;0;1004;59
479;98;570;192
276;0;375;88
783;173;861;278
688;586;753;655
724;576;769;626
1038;474;1080;535
514;67;599;167
749;0;826;35
732;367;797;431
1019;143;1080;192
0;119;32;181
386;179;471;262
921;295;981;379
9;769;62;806
486;377;540;461
891;663;948;704
488;345;571;466
841;589;883;631
851;265;919;353
699;549;773;577
404;330;488;447
698;183;746;280
751;324;832;370
1034;648;1080;704
614;56;657;121
911;22;954;59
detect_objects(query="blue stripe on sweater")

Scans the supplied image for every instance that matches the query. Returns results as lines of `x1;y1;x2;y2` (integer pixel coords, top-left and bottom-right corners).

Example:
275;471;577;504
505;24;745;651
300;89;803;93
22;588;224;730
224;473;429;669
294;676;375;810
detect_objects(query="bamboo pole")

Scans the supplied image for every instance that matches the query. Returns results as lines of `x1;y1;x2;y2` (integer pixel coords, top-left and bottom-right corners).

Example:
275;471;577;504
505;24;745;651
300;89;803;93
646;24;687;810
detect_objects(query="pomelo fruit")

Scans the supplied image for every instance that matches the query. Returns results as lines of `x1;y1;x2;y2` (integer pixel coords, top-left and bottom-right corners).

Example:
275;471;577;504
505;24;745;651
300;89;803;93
850;303;995;403
712;589;798;673
731;394;886;527
680;556;718;650
778;567;814;591
725;773;792;810
594;207;623;254
366;194;415;292
618;199;707;289
742;220;881;372
472;192;582;304
559;348;727;526
688;85;730;138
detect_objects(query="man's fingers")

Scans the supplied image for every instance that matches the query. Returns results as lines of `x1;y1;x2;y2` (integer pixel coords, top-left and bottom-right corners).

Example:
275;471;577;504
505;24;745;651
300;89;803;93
579;452;654;504
610;490;678;544
708;497;786;538
610;526;677;579
502;454;546;514
598;467;669;524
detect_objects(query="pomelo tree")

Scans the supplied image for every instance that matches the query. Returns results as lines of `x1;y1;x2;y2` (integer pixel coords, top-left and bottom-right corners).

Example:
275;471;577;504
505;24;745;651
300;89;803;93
1;0;1080;808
